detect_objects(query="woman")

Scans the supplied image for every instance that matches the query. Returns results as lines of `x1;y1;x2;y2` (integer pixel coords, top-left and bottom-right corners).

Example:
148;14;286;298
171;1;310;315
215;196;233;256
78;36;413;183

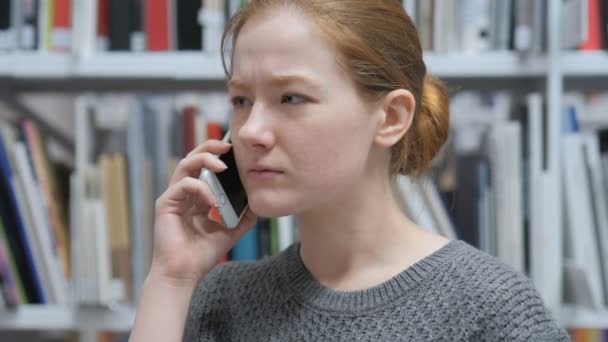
130;1;569;341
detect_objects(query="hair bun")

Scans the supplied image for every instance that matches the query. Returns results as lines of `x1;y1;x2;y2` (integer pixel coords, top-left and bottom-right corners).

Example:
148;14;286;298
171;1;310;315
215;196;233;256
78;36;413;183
396;74;450;176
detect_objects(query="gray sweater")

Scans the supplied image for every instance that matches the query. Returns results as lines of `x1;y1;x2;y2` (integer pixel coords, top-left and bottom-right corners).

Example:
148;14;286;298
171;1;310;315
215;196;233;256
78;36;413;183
184;240;570;341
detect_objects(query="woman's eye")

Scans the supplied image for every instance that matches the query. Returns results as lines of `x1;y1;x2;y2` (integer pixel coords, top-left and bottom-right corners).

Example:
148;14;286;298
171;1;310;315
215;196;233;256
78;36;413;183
281;94;307;105
231;96;250;108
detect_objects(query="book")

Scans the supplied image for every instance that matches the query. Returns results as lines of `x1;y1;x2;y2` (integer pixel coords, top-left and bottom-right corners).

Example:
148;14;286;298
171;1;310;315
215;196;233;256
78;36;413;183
232;225;258;261
0;127;45;304
97;0;109;50
37;0;53;51
126;101;152;303
51;0;70;51
129;0;145;51
485;122;525;273
12;142;68;304
177;0;202;50
562;133;606;308
0;0;14;51
0;219;22;307
108;0;131;50
99;153;133;302
278;216;295;252
580;0;604;50
561;0;588;49
71;0;96;56
146;0;170;51
583;134;608;306
18;0;38;50
22;120;70;280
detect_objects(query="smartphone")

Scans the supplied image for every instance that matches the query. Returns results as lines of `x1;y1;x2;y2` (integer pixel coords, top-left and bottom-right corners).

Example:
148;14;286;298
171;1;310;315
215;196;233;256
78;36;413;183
199;131;248;229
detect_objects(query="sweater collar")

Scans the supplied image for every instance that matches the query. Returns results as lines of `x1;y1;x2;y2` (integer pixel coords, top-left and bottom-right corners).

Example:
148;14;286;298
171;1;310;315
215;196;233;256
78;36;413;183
276;240;464;314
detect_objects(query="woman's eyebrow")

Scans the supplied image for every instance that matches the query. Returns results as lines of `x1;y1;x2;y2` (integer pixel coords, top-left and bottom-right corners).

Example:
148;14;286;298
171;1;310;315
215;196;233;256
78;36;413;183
228;74;321;90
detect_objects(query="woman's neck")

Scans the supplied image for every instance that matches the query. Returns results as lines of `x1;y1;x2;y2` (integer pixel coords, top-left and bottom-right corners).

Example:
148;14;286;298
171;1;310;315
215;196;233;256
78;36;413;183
295;174;448;292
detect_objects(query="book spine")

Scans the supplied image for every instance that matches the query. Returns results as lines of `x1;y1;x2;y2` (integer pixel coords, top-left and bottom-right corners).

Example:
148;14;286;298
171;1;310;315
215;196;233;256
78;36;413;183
0;134;45;303
52;0;70;51
0;0;15;51
581;0;603;50
177;0;202;50
97;0;109;51
145;0;169;51
129;0;145;51
108;0;131;50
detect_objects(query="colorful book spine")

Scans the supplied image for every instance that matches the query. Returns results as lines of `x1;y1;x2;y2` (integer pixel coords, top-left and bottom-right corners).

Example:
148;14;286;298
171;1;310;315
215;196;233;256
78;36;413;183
580;0;603;50
145;0;170;51
231;225;258;261
22;120;71;280
52;0;70;51
0;133;45;303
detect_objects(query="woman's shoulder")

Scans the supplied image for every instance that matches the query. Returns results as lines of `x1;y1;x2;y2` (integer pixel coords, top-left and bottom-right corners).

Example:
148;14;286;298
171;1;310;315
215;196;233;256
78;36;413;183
189;251;286;306
444;240;546;308
444;240;569;341
447;240;534;289
184;254;284;340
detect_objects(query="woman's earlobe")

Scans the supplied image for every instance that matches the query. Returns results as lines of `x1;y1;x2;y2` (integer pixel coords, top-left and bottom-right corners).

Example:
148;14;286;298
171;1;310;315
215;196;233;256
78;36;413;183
374;89;416;148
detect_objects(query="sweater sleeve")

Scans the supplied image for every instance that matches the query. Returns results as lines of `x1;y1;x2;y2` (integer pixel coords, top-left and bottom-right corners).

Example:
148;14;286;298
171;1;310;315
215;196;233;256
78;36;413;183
475;275;571;342
183;263;233;342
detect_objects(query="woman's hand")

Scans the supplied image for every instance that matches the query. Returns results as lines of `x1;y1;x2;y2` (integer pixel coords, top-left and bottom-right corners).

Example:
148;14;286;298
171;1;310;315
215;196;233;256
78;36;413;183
150;139;257;287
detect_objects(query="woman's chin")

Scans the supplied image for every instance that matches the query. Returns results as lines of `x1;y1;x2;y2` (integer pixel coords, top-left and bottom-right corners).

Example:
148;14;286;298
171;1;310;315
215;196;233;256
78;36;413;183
247;193;296;218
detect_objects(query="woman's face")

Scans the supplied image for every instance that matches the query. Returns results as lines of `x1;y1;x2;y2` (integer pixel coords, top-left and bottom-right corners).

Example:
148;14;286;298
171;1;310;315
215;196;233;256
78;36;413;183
229;8;381;217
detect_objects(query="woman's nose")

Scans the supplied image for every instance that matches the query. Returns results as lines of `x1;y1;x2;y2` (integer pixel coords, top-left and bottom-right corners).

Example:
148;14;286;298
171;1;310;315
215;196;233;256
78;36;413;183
236;102;275;150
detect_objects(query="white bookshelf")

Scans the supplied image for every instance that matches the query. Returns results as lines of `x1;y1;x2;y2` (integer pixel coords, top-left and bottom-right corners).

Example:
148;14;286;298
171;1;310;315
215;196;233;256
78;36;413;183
0;305;134;332
0;52;226;80
0;51;551;82
561;51;608;77
560;305;608;329
423;52;548;78
2;0;608;338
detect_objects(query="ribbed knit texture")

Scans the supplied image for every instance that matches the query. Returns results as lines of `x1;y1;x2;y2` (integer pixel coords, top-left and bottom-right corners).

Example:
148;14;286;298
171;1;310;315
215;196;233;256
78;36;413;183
184;240;570;341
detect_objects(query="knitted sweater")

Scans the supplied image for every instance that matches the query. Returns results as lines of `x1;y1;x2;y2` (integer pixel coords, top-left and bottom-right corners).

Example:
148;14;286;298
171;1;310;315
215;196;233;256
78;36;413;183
184;240;570;341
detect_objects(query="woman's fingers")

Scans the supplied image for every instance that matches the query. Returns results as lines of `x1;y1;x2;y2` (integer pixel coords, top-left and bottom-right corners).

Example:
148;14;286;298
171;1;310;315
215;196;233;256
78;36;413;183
169;149;230;186
157;176;218;216
186;139;231;158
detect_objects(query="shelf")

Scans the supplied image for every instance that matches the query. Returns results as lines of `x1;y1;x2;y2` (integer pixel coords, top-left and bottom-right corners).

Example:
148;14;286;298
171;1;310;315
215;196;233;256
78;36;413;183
561;51;608;77
0;52;226;80
559;305;608;329
0;305;134;332
423;52;548;78
0;51;548;84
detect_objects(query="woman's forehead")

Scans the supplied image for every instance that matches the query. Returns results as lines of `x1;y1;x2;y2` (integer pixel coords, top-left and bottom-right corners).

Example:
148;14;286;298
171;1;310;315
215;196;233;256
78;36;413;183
231;11;344;84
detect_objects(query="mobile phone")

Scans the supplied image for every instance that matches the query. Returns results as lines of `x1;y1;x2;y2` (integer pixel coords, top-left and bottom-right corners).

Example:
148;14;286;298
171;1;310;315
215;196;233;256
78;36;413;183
199;131;248;229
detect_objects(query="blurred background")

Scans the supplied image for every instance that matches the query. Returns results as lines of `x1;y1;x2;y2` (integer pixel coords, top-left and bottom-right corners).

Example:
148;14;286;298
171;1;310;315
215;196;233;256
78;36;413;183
0;0;607;341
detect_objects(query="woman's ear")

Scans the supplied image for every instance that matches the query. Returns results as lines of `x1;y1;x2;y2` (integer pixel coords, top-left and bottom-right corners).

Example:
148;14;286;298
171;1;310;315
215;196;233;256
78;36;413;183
373;89;416;148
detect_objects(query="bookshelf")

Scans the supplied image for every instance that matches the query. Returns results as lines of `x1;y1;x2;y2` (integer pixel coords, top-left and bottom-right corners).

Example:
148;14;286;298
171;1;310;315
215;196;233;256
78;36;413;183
0;305;134;332
561;51;608;77
560;306;608;330
0;51;551;85
0;52;225;80
1;0;608;340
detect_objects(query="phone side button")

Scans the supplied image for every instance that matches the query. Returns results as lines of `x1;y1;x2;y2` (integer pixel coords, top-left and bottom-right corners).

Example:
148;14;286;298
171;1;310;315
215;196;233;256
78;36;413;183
219;194;228;205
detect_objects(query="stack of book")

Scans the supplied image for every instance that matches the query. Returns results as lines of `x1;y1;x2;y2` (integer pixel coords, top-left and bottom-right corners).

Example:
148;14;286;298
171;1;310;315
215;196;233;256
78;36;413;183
561;92;608;312
0;118;71;308
0;0;248;54
401;0;608;53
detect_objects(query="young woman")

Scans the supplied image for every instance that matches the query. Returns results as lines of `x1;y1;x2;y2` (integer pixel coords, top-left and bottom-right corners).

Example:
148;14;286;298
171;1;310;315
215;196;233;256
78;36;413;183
130;1;569;341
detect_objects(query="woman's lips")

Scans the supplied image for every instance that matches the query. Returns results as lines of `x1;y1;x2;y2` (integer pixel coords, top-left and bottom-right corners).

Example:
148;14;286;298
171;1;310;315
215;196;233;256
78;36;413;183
246;169;284;182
